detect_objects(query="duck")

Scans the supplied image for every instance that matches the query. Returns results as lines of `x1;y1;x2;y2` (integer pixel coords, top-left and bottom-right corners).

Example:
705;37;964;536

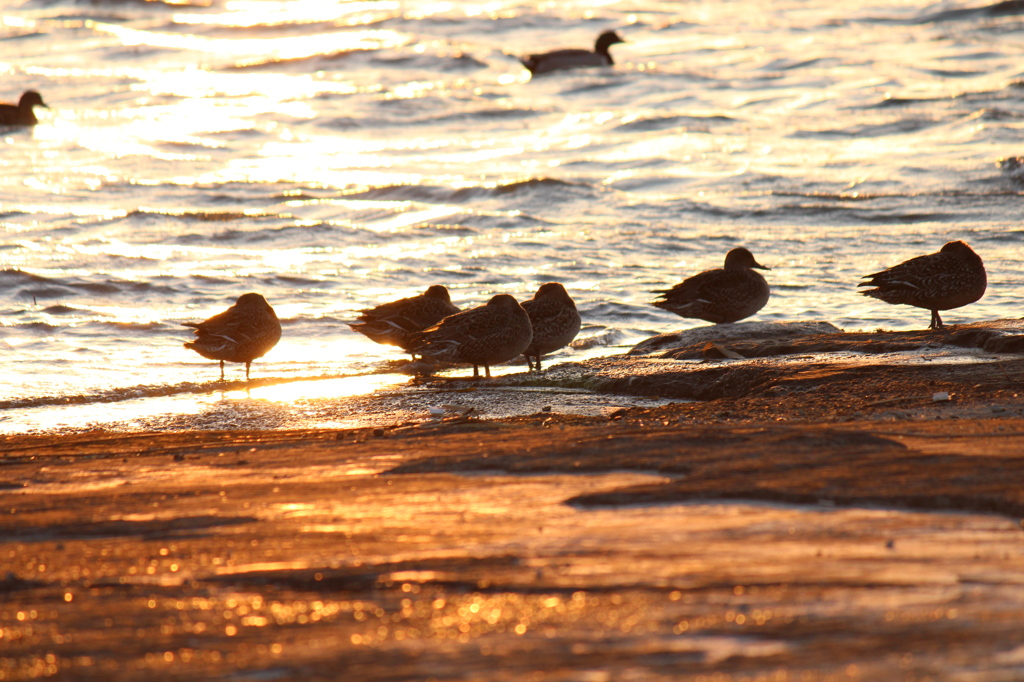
520;30;625;75
521;282;581;371
859;240;987;329
348;285;459;357
182;293;282;381
408;294;533;378
651;247;771;324
0;91;48;126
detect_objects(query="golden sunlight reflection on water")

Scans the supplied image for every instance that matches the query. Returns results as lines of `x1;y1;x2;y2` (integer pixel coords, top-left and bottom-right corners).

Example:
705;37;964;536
90;22;409;61
243;373;408;402
174;0;402;27
0;375;411;434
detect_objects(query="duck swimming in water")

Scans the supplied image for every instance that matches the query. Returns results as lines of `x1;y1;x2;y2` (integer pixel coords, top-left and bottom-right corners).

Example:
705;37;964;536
520;31;625;75
0;91;48;126
859;240;987;330
652;248;771;324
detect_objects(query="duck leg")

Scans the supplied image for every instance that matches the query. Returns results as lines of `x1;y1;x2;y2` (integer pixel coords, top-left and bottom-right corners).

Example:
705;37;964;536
484;365;491;378
929;310;944;330
473;365;480;379
535;355;543;371
246;361;252;381
219;360;225;381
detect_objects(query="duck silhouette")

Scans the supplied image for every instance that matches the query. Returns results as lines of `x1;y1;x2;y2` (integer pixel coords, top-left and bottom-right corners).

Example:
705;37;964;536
408;294;533;378
182;293;282;381
652;248;771;324
859;241;987;329
520;31;625;75
348;285;459;357
521;283;581;371
0;91;48;126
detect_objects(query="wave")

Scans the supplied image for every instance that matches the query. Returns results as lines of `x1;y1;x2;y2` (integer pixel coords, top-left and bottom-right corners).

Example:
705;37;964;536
127;208;260;222
370;51;489;72
788;118;940;139
41;304;83;315
221;50;372;73
324;105;546;131
570;328;629;350
0;269;189;301
976;108;1024;122
758;57;841;71
342;177;595;204
222;46;487;76
916;0;1024;23
745;203;953;223
612;114;734;133
866;95;944;108
861;0;1024;24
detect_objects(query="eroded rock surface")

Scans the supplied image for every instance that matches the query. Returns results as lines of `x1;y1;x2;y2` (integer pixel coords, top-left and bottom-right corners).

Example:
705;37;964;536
629;319;1024;359
513;319;1024;402
4;420;1024;680
628;320;842;357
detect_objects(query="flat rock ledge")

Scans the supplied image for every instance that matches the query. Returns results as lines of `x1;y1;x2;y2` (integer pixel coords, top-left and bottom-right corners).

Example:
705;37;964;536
513;319;1024;401
628;319;1024;358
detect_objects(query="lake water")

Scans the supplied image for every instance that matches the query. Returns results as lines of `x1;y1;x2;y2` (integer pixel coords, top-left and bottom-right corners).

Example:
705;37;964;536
1;0;1023;432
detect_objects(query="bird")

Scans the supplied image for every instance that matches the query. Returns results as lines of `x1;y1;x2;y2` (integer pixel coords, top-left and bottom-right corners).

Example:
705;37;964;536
408;294;533;378
521;282;581;371
651;247;771;324
0;91;48;126
520;30;625;75
858;240;987;329
348;285;459;357
182;293;282;381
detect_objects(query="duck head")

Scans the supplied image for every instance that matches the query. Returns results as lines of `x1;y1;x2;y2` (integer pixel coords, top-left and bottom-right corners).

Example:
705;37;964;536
723;247;770;271
595;31;625;54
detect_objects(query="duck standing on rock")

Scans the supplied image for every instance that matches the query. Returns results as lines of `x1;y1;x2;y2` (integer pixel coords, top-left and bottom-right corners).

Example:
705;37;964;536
520;30;625;75
408;294;533;379
859;240;987;330
182;293;282;381
651;247;771;324
0;91;48;126
348;285;459;358
521;282;581;371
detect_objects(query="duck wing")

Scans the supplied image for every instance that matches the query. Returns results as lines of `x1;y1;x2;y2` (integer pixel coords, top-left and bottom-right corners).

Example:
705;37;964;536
182;306;239;337
653;269;730;305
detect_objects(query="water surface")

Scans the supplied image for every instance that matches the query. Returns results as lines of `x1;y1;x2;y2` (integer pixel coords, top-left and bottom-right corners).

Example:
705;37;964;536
1;0;1023;431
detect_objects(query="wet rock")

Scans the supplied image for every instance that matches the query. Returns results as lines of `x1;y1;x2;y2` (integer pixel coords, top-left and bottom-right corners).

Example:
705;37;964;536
631;319;1024;360
629;321;841;357
520;319;1024;403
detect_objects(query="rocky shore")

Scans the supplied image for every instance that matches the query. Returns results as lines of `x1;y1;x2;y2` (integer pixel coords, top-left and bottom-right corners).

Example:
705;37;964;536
2;320;1024;680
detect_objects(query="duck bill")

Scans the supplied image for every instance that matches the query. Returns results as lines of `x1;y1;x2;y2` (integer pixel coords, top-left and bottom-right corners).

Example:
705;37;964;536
753;261;770;270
